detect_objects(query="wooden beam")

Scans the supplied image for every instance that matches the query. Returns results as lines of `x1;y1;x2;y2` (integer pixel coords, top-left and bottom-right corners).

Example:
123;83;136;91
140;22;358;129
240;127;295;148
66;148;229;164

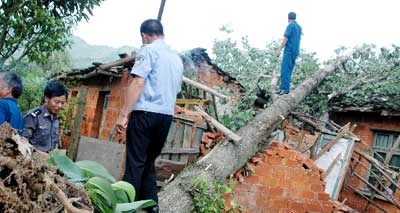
324;153;341;178
354;148;396;176
67;86;88;160
290;111;330;132
315;123;350;160
353;172;400;208
351;156;400;190
194;106;241;143
98;54;135;70
345;184;388;213
183;77;228;100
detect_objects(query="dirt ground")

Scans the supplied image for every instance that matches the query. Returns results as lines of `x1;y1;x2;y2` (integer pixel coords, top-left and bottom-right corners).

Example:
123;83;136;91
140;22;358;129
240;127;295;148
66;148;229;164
0;123;92;212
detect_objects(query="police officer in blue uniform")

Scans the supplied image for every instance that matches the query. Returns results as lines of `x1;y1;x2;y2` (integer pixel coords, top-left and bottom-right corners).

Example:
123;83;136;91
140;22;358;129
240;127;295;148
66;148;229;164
276;12;302;95
116;19;183;212
23;81;68;152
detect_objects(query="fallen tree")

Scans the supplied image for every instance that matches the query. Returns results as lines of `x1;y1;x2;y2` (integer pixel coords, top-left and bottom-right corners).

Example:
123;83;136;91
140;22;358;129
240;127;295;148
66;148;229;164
158;49;359;212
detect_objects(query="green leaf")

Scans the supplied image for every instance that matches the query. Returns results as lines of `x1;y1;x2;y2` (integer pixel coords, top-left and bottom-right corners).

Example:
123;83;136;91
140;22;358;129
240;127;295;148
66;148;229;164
115;200;157;212
114;189;129;204
85;177;117;211
112;181;136;202
76;160;116;183
48;150;86;182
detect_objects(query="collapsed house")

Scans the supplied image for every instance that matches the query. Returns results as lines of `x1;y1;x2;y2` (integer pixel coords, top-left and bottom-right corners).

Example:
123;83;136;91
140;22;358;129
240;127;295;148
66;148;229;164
53;47;400;212
52;48;242;182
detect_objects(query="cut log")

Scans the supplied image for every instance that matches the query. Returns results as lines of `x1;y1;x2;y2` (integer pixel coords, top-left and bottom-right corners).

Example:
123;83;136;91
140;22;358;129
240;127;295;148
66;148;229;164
158;49;358;212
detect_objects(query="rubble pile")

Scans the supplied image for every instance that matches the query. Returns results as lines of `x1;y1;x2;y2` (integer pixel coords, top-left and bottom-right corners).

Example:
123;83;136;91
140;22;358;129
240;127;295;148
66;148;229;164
0;123;92;212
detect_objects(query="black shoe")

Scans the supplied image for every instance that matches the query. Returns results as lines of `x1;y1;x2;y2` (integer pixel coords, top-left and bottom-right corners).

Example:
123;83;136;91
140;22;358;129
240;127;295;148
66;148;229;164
144;205;159;213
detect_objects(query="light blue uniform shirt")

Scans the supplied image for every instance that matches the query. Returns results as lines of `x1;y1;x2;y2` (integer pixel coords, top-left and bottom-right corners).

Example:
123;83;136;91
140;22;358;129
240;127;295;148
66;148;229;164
131;39;183;116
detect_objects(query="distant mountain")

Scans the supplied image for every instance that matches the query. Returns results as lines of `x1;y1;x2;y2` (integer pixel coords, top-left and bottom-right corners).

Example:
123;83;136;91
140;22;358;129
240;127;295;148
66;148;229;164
68;36;137;69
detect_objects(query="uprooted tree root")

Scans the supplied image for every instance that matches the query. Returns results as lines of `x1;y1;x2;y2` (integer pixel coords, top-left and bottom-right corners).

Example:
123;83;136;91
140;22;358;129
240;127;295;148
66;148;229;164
0;123;93;212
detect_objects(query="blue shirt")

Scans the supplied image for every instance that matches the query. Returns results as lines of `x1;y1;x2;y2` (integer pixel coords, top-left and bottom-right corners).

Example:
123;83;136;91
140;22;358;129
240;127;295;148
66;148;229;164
0;98;24;134
284;21;302;57
131;39;183;115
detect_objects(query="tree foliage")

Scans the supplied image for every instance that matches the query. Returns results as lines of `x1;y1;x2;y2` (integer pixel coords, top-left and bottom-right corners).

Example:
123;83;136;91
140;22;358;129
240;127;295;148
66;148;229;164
0;0;103;70
212;29;400;128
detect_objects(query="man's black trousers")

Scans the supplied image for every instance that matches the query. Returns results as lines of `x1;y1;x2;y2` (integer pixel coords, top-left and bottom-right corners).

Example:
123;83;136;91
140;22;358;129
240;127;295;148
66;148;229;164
123;111;172;202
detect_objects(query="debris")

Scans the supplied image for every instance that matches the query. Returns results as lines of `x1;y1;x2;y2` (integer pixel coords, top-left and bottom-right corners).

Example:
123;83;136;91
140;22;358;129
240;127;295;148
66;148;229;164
0;123;92;212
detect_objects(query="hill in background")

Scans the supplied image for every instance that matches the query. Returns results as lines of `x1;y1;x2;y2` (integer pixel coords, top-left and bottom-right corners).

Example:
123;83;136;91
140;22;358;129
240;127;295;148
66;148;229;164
68;36;137;68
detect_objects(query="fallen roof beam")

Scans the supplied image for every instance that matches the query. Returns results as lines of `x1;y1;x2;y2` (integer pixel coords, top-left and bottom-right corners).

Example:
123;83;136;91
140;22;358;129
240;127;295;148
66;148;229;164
194;106;241;143
98;53;136;70
182;77;228;100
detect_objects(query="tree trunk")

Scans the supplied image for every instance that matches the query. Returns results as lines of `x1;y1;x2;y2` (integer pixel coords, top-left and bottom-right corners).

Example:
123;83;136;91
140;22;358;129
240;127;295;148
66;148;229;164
158;50;356;212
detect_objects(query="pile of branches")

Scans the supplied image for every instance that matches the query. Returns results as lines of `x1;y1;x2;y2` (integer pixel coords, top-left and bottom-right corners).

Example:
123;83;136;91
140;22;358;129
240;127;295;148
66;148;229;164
0;123;92;212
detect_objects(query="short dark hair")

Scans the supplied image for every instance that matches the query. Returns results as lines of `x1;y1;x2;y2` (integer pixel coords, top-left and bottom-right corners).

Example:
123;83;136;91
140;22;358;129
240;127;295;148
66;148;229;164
1;72;23;99
140;19;164;36
44;81;68;99
288;12;296;20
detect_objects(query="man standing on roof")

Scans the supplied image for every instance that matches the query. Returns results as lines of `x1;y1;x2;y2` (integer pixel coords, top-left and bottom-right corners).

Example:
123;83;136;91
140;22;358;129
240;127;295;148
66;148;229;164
276;12;302;95
23;81;68;152
115;19;183;212
0;72;24;134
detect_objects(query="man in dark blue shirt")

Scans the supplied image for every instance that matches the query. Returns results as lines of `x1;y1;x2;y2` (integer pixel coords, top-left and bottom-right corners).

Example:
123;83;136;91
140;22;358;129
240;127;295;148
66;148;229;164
0;72;24;134
276;12;302;95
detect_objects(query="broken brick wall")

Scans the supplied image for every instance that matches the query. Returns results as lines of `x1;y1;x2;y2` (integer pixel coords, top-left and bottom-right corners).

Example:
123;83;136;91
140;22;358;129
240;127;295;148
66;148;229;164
196;62;242;94
61;71;131;148
225;141;334;213
332;111;400;212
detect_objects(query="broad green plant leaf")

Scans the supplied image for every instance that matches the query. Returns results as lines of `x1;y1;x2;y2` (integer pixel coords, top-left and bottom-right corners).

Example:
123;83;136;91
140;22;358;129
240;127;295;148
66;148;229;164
84;177;117;211
76;160;116;183
115;200;157;213
48;150;86;182
112;181;136;202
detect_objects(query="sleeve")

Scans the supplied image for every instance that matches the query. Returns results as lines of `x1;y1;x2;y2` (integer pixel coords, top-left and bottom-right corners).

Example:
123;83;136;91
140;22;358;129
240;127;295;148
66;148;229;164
131;46;152;79
0;101;7;125
23;114;36;141
284;24;293;38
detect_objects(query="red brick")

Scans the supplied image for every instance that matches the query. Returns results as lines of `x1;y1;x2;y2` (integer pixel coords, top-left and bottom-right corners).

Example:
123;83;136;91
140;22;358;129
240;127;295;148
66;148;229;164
303;191;315;200
288;200;305;210
267;156;283;165
256;196;268;206
269;199;288;208
287;159;299;167
303;203;323;211
278;149;297;159
245;175;260;184
302;159;321;171
265;149;278;156
317;193;330;201
310;184;324;193
274;167;286;177
270;186;284;197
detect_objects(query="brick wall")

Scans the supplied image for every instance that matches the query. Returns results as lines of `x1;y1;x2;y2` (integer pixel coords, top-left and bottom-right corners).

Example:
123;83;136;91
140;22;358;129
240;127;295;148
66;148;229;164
332;111;400;212
61;71;131;147
225;141;334;213
196;62;242;94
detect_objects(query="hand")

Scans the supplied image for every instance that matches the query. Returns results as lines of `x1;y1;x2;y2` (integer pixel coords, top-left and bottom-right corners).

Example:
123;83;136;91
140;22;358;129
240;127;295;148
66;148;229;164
116;112;129;134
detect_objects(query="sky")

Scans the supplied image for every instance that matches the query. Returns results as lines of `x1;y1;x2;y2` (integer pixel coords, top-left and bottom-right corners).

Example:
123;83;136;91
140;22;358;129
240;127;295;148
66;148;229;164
74;0;400;61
